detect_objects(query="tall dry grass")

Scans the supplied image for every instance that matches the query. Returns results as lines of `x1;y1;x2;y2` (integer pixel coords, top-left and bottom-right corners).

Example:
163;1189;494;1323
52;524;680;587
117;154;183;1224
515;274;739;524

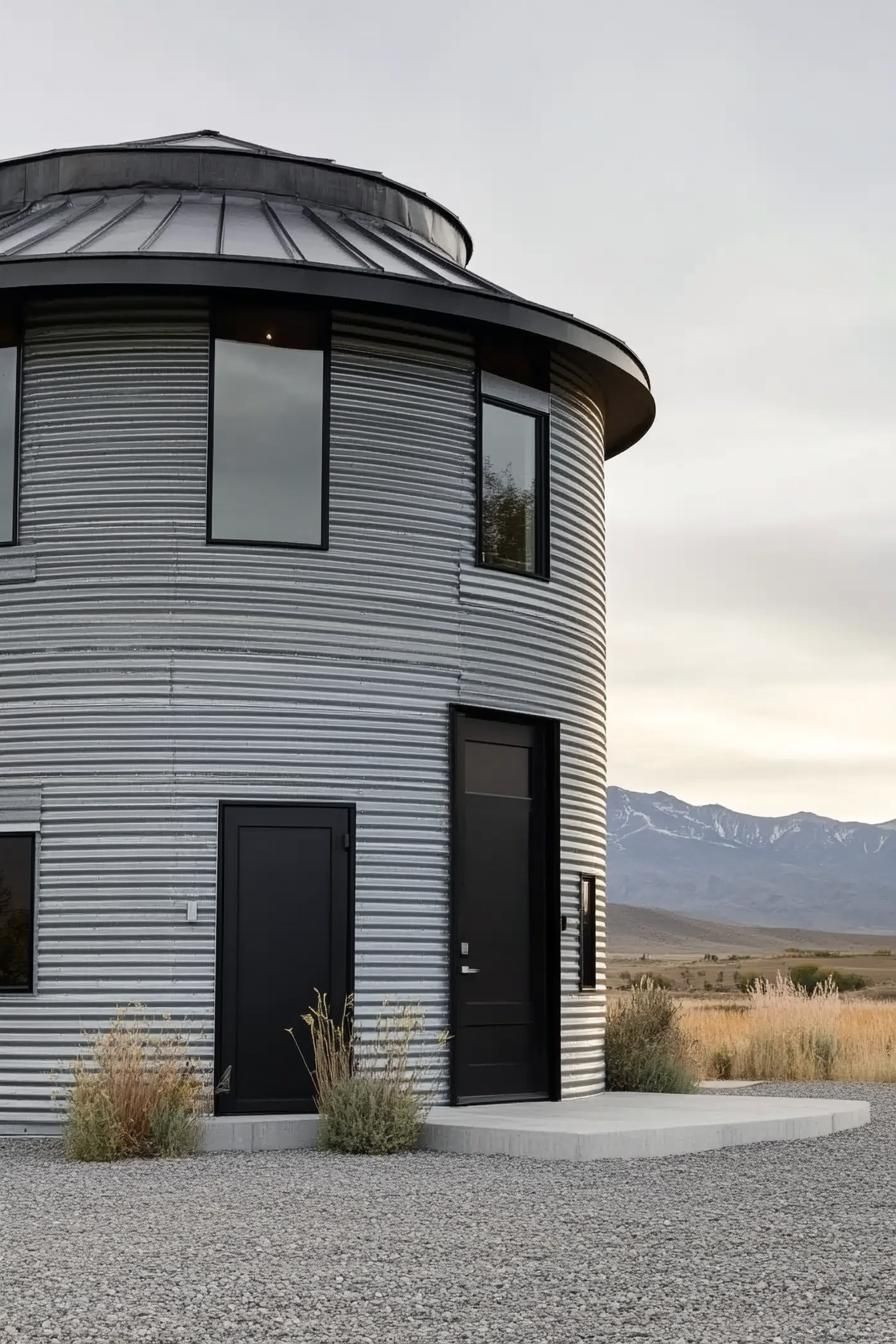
65;1007;206;1161
288;991;448;1154
287;990;355;1108
683;973;896;1082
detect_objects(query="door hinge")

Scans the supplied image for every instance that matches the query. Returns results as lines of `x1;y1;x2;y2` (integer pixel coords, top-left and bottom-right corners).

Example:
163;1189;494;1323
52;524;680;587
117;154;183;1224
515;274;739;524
343;832;351;851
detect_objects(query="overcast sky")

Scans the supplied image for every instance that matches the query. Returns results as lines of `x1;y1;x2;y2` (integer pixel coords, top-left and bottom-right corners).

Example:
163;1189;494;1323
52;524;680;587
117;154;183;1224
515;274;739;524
1;0;891;822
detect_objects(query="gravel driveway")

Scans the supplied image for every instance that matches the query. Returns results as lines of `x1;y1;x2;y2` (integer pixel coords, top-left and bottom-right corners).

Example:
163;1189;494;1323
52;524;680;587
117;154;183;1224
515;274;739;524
0;1083;893;1344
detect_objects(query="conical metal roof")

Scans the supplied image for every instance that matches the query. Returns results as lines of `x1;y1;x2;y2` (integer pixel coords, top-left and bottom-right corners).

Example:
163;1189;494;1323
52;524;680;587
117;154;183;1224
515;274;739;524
0;131;655;454
117;130;309;156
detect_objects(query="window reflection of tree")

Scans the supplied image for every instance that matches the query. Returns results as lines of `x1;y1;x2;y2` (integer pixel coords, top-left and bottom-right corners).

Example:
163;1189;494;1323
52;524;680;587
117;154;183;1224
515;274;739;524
482;460;535;571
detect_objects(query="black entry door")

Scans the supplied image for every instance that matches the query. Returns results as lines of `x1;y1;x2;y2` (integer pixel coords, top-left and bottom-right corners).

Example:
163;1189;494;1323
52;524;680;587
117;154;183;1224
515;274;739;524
452;711;556;1104
216;803;352;1115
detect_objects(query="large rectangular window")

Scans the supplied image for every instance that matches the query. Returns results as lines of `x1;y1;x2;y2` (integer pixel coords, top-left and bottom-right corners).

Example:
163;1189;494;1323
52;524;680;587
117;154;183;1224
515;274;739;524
209;306;327;548
0;314;19;547
478;370;549;578
0;834;35;992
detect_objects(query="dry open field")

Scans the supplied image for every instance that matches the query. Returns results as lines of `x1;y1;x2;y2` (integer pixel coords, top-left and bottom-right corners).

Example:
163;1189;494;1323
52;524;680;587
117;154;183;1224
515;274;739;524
608;949;896;997
608;907;896;1083
681;986;896;1082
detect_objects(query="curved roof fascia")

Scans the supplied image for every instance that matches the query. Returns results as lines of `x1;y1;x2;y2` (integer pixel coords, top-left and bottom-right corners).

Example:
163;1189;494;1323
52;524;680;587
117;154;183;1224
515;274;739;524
0;253;655;456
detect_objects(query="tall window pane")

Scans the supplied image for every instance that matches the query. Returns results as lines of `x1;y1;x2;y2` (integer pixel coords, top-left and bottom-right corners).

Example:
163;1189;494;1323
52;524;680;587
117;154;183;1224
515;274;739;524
0;331;17;546
210;309;325;547
481;401;541;573
0;835;34;992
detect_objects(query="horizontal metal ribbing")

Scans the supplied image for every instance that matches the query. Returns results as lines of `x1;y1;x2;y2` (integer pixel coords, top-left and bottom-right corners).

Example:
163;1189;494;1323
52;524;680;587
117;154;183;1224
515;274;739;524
0;302;607;1119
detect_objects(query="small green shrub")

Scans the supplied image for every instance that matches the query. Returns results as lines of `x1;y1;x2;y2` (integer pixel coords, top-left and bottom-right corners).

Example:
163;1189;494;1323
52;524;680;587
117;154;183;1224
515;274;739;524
790;964;866;994
831;972;867;992
148;1099;202;1157
65;1007;204;1162
605;977;698;1093
710;1047;734;1080
65;1087;121;1163
290;992;447;1155
814;1032;839;1080
319;1077;422;1154
788;963;821;990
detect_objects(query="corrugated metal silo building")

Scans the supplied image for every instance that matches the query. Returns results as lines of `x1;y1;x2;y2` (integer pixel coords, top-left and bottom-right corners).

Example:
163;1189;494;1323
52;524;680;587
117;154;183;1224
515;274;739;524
0;131;654;1129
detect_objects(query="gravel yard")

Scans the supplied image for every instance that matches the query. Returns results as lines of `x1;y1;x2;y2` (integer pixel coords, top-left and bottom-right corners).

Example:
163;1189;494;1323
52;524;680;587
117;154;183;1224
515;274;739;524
0;1083;893;1344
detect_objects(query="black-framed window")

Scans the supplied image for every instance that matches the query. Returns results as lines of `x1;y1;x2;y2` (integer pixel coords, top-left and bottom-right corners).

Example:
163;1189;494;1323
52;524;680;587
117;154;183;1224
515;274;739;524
0;313;19;547
478;370;550;578
209;305;328;549
0;834;35;992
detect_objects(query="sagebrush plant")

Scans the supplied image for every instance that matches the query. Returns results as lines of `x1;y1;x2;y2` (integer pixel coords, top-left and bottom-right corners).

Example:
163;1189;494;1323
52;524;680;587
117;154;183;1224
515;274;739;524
789;963;867;993
710;1046;734;1080
289;991;448;1154
605;976;698;1093
683;972;896;1082
65;1006;205;1162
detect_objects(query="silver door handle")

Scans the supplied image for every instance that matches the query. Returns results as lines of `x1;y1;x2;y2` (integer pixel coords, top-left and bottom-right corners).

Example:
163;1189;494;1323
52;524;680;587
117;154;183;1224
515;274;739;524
460;965;480;975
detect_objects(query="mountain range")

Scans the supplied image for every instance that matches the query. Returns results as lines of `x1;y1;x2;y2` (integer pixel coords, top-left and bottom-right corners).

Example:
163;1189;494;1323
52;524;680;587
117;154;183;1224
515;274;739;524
606;787;896;932
606;902;896;955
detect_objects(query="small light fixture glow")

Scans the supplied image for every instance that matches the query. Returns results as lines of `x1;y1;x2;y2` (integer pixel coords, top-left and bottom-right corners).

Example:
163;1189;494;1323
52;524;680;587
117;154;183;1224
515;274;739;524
265;331;273;342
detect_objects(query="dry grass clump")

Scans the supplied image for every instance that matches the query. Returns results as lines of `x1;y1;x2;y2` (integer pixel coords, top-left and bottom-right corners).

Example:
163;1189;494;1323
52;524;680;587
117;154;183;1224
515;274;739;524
289;990;354;1102
289;991;447;1154
65;1007;205;1162
684;972;896;1081
606;976;698;1092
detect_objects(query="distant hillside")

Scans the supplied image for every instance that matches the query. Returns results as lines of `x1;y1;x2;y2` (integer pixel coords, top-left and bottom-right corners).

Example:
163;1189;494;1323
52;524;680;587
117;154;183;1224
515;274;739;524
607;902;896;956
607;787;896;932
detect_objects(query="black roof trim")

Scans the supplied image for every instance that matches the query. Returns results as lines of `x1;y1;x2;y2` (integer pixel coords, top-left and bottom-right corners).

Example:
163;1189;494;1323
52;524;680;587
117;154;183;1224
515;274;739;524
0;254;654;455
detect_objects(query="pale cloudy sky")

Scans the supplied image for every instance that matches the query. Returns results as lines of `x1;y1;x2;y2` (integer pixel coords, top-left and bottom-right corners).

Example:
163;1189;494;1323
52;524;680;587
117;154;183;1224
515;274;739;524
1;0;891;822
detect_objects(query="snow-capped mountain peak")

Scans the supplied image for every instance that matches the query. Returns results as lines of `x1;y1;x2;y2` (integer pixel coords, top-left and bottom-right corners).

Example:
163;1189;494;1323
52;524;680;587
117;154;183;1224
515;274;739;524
606;787;896;932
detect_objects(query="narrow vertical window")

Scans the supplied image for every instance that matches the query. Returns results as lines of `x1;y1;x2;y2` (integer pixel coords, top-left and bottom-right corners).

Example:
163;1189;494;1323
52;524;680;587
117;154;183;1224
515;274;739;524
478;370;549;577
209;306;327;548
579;873;597;991
0;314;18;546
0;834;35;992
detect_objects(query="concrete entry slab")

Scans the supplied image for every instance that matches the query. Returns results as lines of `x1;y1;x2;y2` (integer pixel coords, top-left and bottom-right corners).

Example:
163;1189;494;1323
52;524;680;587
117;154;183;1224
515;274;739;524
699;1079;762;1091
198;1092;870;1160
421;1092;871;1161
201;1113;319;1153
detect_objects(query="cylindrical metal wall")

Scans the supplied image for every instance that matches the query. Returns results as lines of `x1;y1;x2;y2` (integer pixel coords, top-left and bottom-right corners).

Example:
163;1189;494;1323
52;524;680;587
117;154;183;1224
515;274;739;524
0;297;607;1129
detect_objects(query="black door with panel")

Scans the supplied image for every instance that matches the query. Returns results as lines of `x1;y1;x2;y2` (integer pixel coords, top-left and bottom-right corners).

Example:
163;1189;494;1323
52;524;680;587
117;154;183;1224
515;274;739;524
217;804;351;1115
452;711;555;1104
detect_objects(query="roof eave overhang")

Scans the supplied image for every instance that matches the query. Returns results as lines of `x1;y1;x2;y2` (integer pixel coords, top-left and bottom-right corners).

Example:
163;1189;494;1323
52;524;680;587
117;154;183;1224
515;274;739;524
0;255;655;456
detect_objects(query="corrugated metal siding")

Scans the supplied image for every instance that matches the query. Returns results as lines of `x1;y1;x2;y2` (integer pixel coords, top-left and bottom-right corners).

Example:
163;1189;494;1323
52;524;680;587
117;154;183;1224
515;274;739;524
0;300;607;1127
460;355;608;1096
